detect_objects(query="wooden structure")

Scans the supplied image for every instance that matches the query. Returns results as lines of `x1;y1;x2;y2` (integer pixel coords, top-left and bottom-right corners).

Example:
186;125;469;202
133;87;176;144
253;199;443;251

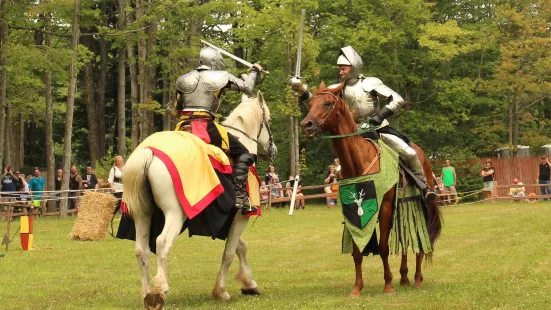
260;183;336;208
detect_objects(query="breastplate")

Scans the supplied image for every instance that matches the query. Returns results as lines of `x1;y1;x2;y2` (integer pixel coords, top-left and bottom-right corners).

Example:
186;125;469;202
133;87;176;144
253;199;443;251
176;70;229;113
342;80;379;123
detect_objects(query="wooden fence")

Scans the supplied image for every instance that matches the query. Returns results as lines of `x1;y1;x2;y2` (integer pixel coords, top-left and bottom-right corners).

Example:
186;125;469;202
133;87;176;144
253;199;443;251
475;156;547;197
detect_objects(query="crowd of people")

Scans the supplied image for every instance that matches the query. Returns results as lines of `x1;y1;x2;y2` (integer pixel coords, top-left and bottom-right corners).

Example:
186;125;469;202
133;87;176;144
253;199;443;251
0;155;126;212
433;156;551;205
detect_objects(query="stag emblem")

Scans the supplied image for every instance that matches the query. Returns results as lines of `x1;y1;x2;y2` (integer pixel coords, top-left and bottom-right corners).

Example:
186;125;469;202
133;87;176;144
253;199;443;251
350;189;366;216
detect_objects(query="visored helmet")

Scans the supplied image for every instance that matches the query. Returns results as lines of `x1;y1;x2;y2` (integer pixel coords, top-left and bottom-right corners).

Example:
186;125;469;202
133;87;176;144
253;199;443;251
199;46;225;70
337;46;363;81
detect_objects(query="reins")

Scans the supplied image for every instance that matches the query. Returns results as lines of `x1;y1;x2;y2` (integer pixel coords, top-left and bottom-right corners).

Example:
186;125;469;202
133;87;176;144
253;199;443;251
313;91;377;140
223;98;275;162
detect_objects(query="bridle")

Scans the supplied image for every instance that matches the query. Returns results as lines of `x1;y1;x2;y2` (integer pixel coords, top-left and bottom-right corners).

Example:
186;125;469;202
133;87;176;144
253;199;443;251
312;91;342;137
224;99;276;162
311;90;380;175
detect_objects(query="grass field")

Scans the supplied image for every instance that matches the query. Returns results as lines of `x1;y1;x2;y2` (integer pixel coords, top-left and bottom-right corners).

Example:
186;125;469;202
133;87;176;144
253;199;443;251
1;202;551;309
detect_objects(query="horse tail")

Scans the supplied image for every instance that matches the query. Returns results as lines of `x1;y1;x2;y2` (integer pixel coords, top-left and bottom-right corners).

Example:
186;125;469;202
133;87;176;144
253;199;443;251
422;154;443;248
411;142;443;249
123;148;154;217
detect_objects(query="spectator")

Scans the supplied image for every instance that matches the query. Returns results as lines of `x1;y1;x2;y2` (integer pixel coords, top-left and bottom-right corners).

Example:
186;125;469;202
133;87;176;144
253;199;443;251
83;166;99;190
265;165;278;185
480;160;495;202
441;159;459;204
324;165;338;208
537;157;551;201
1;165;19;199
260;181;269;201
334;158;342;179
69;166;83;210
55;169;62;210
270;177;283;199
509;178;525;198
109;155;125;212
28;168;46;208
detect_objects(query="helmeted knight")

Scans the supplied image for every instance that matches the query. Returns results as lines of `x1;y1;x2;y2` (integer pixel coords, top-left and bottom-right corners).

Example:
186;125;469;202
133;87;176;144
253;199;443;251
172;45;264;213
290;46;437;202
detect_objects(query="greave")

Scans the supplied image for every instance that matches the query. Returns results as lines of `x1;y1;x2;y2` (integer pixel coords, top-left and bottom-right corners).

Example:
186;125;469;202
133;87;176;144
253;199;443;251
233;154;257;211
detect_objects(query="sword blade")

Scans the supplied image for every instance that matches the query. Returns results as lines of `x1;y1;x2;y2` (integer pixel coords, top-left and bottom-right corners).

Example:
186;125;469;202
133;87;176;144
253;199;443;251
294;9;306;78
200;39;254;68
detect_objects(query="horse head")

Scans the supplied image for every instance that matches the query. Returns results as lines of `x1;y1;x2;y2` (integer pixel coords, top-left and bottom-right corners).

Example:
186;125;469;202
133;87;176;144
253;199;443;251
224;91;277;161
301;81;346;139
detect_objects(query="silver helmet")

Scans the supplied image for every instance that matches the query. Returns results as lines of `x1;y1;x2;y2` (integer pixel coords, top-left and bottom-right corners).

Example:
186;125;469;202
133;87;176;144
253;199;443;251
199;46;226;70
337;46;363;81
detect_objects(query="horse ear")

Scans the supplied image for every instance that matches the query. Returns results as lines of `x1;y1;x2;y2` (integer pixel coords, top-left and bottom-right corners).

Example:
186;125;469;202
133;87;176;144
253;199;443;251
242;94;249;102
256;90;264;103
319;80;327;89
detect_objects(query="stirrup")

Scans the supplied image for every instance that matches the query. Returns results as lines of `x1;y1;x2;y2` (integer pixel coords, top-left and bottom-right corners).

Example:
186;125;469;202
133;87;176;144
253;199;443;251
236;196;257;215
423;189;437;205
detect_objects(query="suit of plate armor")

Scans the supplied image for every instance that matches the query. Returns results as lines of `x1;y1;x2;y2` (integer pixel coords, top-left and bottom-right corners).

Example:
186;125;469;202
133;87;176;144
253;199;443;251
293;46;433;195
172;46;260;212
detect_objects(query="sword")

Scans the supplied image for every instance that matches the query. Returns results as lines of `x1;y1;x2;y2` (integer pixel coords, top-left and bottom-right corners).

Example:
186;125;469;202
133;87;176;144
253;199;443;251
295;9;306;78
200;39;269;75
290;9;306;92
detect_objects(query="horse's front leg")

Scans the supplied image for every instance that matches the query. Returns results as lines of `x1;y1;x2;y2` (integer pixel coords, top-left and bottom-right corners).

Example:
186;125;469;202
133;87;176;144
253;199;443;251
235;237;260;295
414;253;424;288
400;254;411;286
379;189;395;293
134;213;152;301
213;213;250;301
350;242;364;297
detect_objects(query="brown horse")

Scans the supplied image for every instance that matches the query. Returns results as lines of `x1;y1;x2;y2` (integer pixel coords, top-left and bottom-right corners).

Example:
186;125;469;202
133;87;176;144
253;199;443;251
300;82;442;296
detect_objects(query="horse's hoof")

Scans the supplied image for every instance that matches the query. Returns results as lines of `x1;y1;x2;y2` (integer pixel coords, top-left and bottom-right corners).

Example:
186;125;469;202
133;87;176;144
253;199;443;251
349;291;361;298
212;289;231;301
383;286;396;294
144;293;165;310
400;279;411;286
241;287;261;295
414;282;423;289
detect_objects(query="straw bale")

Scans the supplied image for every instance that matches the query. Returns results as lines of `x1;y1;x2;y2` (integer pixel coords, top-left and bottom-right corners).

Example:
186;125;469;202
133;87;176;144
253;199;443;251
70;191;118;241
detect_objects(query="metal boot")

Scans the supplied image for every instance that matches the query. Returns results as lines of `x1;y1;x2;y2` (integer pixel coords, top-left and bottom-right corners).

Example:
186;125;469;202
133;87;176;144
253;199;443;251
234;154;258;215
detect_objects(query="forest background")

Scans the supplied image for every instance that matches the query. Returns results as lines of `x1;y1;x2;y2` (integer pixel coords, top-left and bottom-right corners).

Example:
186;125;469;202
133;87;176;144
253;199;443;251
0;0;550;213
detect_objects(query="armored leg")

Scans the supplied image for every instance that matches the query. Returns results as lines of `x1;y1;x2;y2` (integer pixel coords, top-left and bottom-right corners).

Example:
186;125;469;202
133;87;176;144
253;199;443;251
379;134;436;203
234;153;258;214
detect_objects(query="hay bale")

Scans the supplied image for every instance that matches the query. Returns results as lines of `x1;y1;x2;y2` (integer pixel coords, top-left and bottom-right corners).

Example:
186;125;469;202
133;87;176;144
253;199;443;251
70;191;118;241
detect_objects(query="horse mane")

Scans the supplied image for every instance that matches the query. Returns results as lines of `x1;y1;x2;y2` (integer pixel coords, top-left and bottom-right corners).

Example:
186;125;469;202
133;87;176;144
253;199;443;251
222;92;269;137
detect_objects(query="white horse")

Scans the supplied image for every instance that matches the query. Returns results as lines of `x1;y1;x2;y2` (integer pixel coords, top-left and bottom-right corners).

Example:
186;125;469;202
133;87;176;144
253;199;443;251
123;92;276;309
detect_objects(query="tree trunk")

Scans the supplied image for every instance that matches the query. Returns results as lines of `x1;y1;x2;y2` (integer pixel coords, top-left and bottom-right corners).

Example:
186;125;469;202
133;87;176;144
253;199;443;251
136;0;148;142
512;90;519;150
507;99;513;145
289;116;296;176
18;114;24;169
120;0;139;149
45;30;56;212
83;34;100;165
117;48;126;157
97;35;108;157
293;115;300;176
162;69;170;131
4;100;10;166
0;0;8;168
59;0;80;217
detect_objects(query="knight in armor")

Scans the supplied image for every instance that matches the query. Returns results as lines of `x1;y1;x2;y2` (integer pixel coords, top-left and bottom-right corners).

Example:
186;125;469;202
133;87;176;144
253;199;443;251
172;46;264;214
290;46;436;203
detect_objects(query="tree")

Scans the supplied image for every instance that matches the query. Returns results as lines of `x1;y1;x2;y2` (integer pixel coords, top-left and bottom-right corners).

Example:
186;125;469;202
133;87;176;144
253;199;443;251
59;0;80;216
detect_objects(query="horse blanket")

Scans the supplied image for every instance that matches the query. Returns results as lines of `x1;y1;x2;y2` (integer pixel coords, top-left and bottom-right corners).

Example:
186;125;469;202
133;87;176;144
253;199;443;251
340;140;399;255
117;131;261;253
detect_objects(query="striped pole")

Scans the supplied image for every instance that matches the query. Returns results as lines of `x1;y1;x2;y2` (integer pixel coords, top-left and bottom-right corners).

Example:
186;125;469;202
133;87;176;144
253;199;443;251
20;216;34;251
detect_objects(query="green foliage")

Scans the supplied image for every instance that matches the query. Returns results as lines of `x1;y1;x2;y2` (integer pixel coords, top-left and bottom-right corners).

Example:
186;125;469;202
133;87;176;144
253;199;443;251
5;0;551;187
